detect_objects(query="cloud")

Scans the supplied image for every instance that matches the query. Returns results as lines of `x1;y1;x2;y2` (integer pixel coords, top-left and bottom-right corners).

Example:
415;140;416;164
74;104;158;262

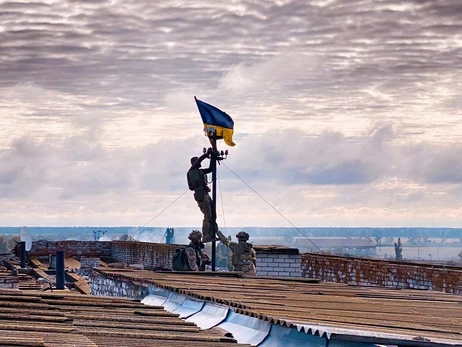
2;119;461;196
401;143;462;184
0;125;461;226
227;124;396;187
0;137;53;197
219;53;320;93
0;0;461;226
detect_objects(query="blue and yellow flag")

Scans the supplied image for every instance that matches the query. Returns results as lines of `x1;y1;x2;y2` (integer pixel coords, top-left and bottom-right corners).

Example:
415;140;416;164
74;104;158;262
195;97;235;146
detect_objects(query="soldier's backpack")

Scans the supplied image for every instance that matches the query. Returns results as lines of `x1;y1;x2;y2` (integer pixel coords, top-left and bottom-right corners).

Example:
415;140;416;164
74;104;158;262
172;247;188;271
186;168;202;191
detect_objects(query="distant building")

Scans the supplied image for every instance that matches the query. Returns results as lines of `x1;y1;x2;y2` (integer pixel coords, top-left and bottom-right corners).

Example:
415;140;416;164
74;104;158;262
252;237;377;257
296;237;377;256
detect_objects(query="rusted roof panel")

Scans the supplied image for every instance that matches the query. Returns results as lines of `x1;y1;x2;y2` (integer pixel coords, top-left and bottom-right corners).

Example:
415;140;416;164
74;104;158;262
0;269;47;292
0;290;249;346
96;269;462;346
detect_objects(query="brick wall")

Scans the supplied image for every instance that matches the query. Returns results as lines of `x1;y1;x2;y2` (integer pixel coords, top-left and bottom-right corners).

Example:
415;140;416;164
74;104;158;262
80;257;101;268
25;239;304;277
89;270;148;299
254;246;301;278
111;241;178;270
302;253;462;294
27;240;181;271
28;240;112;258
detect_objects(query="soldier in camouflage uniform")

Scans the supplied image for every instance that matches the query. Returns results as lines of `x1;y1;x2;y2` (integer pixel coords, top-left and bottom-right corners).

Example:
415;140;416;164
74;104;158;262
187;149;218;243
184;230;209;271
216;230;256;276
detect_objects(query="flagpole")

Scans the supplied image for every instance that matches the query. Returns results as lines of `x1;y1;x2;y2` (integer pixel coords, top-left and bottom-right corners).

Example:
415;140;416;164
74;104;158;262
195;96;233;272
210;135;217;271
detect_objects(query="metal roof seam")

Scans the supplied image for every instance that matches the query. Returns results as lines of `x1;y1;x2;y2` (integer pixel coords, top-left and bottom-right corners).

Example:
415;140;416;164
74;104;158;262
93;269;462;346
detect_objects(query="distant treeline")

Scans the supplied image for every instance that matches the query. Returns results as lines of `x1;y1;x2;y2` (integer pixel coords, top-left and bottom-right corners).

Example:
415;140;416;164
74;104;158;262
0;227;461;239
0;227;132;234
0;227;132;239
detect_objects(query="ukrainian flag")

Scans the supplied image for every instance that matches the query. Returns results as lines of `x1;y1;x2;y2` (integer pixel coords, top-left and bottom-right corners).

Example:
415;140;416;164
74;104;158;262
195;97;236;146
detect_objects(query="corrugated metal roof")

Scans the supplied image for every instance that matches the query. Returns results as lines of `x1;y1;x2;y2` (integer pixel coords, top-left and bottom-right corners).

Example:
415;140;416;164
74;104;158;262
96;269;462;346
0;290;249;346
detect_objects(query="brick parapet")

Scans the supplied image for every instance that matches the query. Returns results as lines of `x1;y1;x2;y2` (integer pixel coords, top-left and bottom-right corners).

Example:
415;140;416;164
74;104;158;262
28;240;112;258
302;253;462;294
89;271;148;299
27;240;304;276
256;249;301;278
80;257;101;268
111;241;178;270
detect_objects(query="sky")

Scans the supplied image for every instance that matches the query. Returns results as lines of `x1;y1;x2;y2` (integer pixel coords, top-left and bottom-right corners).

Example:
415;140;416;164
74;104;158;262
0;0;461;228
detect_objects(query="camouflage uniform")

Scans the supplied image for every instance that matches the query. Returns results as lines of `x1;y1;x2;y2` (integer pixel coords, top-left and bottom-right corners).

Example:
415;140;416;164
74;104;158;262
197;191;217;243
187;151;217;243
183;230;204;271
217;230;256;276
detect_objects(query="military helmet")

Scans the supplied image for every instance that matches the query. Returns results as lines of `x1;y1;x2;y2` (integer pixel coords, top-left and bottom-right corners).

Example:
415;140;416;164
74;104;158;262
236;231;249;241
188;230;202;242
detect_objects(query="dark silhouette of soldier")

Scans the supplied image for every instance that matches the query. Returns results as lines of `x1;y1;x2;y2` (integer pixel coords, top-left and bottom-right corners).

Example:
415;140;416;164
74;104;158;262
187;148;218;243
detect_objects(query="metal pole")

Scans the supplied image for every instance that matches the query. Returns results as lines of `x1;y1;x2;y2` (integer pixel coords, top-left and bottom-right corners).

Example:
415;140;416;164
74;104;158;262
56;250;65;290
20;241;26;268
211;136;217;271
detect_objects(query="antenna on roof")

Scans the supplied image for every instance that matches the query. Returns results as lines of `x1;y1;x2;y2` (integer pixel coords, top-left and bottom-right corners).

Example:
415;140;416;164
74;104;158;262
20;226;32;252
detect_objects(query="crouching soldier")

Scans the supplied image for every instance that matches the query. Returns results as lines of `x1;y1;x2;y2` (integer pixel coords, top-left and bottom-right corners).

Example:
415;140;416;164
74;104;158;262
172;230;211;272
216;230;256;276
184;230;206;272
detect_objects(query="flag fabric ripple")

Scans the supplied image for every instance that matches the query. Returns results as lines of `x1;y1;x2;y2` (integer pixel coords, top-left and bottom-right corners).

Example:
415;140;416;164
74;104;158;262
195;97;236;146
